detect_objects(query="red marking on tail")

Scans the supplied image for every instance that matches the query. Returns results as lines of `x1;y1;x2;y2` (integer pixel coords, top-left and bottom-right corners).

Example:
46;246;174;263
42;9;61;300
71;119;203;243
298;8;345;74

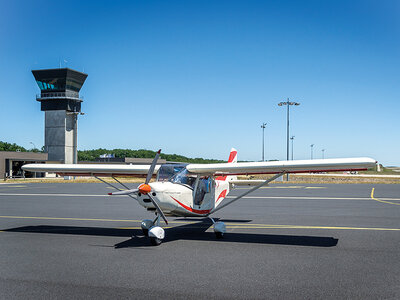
228;150;237;163
216;149;237;181
216;189;227;203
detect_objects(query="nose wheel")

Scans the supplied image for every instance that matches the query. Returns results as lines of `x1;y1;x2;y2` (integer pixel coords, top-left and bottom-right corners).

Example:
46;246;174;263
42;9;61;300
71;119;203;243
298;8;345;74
141;216;165;246
150;237;163;246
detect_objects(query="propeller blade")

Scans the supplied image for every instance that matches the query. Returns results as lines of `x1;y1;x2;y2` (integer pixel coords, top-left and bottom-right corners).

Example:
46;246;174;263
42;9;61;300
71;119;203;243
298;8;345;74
108;188;139;196
147;193;168;225
145;149;161;184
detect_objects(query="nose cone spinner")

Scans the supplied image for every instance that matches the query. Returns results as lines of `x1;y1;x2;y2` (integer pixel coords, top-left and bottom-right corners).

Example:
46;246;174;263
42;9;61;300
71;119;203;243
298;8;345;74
138;183;152;194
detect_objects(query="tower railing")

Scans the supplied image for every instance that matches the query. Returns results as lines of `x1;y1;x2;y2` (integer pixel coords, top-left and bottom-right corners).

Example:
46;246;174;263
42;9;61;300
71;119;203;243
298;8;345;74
36;92;83;100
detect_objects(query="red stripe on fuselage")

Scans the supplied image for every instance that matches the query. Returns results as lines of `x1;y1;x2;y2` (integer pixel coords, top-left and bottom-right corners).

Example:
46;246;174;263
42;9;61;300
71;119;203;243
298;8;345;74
170;196;211;215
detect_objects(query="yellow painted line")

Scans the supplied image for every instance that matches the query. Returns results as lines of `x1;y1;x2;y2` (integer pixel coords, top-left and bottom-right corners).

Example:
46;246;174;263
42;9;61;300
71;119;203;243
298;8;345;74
371;188;400;206
121;225;400;231
0;215;196;224
236;186;305;190
118;227;172;230
1;215;399;232
227;225;400;231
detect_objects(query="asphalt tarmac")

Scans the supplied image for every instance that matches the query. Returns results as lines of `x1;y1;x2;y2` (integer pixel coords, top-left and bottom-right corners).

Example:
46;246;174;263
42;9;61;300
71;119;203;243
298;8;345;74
0;182;399;299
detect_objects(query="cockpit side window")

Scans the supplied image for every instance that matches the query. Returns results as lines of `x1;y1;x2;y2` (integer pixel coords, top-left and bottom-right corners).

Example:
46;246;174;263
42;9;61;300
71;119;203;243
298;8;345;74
170;168;197;189
194;176;211;205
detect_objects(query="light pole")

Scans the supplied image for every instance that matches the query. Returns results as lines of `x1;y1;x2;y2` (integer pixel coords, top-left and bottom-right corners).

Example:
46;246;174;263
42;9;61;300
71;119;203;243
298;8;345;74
310;144;314;159
278;98;300;180
261;123;267;161
322;149;325;159
290;136;295;160
29;142;36;150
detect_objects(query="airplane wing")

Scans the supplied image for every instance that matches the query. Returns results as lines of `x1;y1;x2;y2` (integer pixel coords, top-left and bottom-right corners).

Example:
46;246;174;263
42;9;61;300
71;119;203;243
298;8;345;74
186;157;376;176
23;157;376;177
22;163;159;177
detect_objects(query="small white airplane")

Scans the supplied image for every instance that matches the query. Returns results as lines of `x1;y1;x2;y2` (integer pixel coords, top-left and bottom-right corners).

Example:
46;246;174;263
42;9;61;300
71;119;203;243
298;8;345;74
22;149;376;245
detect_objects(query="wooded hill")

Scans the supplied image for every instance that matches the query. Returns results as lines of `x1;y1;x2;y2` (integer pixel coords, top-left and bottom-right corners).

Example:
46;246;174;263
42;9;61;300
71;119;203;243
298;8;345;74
0;141;224;164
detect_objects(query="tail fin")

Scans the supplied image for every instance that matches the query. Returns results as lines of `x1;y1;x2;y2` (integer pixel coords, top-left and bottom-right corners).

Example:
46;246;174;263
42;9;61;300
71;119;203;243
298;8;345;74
215;148;238;207
227;148;237;163
226;148;237;182
215;148;238;181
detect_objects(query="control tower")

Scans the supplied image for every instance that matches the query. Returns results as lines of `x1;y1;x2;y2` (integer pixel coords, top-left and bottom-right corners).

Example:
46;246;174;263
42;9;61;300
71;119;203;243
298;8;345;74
32;68;88;164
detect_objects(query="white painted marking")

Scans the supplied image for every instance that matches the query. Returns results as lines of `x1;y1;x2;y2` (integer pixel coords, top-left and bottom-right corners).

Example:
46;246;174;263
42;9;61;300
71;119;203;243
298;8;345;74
227;196;400;201
0;193;399;201
0;193;113;197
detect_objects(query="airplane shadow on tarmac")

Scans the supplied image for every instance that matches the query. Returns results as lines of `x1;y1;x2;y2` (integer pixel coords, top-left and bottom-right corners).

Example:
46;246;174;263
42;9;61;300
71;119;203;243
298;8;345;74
4;218;338;248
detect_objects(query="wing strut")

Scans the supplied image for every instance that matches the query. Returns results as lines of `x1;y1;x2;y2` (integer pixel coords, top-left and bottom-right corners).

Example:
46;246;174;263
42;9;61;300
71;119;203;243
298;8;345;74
95;176;138;200
208;172;286;215
112;176;131;190
95;176;124;191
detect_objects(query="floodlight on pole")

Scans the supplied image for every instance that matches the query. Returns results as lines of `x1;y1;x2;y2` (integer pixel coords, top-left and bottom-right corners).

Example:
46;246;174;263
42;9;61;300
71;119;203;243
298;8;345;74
290;136;295;160
261;123;267;161
310;144;314;160
278;98;300;180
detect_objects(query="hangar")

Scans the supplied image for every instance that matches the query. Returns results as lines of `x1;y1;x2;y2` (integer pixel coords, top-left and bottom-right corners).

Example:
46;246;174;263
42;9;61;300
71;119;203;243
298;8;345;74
0;151;48;179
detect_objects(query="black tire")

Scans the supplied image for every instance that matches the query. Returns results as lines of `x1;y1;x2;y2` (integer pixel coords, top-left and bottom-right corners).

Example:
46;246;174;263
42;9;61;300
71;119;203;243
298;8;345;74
150;237;162;246
215;232;224;239
142;228;148;236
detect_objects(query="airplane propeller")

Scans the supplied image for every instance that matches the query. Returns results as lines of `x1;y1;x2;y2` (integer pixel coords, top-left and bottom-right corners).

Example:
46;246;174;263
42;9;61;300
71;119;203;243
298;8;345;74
108;149;168;224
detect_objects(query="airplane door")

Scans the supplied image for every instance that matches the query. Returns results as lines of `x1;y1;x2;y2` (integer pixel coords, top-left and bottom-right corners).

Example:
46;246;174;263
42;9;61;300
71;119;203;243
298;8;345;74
194;177;212;206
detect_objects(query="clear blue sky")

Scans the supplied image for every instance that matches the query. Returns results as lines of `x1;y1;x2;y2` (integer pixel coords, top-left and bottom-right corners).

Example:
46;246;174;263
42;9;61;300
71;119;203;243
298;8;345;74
0;0;399;165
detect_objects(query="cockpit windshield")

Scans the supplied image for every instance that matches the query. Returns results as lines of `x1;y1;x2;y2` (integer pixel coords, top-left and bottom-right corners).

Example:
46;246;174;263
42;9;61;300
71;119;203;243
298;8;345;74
157;164;187;182
170;168;197;189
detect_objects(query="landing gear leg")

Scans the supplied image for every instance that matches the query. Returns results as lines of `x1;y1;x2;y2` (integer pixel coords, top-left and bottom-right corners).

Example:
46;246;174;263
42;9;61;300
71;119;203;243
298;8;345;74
209;217;226;239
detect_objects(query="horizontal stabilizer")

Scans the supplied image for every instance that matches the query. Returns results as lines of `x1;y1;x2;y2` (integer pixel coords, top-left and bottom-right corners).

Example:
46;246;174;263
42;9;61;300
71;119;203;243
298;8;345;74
230;180;269;186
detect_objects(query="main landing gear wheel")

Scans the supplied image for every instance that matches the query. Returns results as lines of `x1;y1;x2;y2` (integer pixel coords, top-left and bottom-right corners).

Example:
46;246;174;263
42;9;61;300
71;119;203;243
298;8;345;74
215;232;224;239
142;229;149;236
213;221;226;239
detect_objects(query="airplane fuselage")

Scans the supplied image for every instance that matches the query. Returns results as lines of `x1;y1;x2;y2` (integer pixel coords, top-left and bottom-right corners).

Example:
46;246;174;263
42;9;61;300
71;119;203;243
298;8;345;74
136;178;229;217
